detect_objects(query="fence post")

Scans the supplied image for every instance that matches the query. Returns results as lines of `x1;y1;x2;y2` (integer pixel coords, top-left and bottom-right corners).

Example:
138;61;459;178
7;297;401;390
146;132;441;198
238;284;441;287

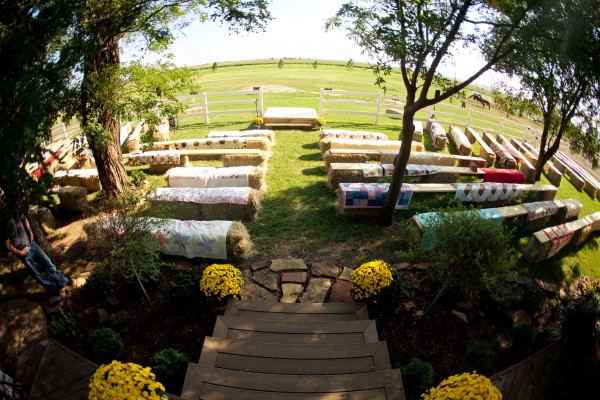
374;93;382;125
258;88;264;116
466;110;472;128
319;88;324;117
499;118;505;135
62;123;67;139
203;92;209;124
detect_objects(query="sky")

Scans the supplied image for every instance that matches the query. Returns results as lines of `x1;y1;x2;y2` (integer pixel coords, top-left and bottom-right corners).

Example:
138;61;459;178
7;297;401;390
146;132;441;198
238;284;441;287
122;0;508;89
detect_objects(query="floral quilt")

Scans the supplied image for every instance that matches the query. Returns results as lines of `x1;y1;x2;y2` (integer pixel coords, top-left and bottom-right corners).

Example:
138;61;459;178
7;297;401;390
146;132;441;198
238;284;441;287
149;187;251;205
321;129;388;141
339;182;413;209
174;137;246;150
454;183;523;202
128;150;180;166
429;122;447;147
167;166;251;188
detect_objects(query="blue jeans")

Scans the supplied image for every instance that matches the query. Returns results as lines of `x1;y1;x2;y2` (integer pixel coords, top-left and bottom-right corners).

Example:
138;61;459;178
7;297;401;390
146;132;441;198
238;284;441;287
18;240;67;294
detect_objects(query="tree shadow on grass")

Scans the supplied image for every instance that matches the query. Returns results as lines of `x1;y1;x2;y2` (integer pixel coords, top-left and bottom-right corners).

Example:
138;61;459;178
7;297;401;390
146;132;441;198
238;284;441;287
298;152;322;162
301;142;319;150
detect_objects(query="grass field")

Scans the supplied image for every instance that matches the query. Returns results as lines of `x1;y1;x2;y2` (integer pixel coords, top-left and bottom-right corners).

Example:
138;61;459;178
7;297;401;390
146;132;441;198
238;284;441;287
148;60;600;283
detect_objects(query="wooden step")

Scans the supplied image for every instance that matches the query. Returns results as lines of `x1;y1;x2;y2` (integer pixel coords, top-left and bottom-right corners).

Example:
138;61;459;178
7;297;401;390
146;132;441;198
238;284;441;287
181;365;405;400
212;316;380;344
199;337;391;374
224;299;369;321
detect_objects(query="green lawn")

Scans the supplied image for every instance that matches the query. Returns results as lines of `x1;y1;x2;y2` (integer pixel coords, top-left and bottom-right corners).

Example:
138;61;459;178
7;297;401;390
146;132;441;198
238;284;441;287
149;61;600;282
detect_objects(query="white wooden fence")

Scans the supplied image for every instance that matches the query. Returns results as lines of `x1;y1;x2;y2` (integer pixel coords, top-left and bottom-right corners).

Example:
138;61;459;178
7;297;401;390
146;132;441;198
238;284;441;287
318;88;542;141
179;87;264;123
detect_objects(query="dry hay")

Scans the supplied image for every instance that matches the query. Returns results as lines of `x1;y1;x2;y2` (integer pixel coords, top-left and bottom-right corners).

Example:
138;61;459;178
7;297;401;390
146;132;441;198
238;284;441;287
221;152;269;168
327;169;370;190
149;188;263;222
323;152;369;170
226;221;253;261
166;166;266;191
244;137;271;151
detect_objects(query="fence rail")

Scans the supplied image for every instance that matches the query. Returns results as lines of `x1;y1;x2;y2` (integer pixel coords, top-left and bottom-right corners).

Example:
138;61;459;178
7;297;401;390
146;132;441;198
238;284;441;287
183;88;264;123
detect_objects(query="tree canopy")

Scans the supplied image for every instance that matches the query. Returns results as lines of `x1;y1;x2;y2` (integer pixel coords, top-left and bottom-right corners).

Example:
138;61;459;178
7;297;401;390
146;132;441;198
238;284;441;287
327;0;544;226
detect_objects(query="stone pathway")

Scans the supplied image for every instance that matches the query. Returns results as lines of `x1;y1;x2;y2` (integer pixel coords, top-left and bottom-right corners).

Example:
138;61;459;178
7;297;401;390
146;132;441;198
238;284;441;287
240;258;356;303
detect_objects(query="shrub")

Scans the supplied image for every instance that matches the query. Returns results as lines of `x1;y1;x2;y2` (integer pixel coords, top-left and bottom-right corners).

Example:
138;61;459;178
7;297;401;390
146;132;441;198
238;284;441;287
512;323;536;354
376;269;416;310
461;341;494;375
351;260;393;301
199;263;244;301
422;372;502;400
127;169;147;187
424;204;517;305
170;269;203;303
88;360;165;400
50;309;77;341
534;323;561;349
90;328;123;362
151;348;189;382
85;267;114;303
401;358;433;399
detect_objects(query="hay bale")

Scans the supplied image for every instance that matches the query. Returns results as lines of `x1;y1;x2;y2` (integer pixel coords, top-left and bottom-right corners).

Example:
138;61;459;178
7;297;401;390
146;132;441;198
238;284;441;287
221;152;269;168
208;130;275;144
152;120;170;142
174;137;270;152
244;137;271;151
57;186;89;213
226;221;253;260
448;125;472;156
320;138;420;155
323;152;369;170
149;187;263;222
327;168;365;190
427;122;448;150
167;166;265;191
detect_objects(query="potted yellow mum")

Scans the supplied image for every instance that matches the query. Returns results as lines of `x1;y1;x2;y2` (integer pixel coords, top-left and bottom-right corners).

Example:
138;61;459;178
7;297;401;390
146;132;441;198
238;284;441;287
199;263;244;304
89;360;166;400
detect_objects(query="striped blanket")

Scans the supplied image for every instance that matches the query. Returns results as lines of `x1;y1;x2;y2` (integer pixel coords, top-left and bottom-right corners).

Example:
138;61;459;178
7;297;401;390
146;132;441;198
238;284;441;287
542;224;575;257
521;201;559;222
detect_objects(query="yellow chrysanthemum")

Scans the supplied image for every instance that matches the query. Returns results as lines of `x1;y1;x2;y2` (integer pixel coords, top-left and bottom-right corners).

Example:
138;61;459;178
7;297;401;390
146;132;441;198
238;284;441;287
199;263;244;300
421;372;502;400
89;360;165;400
350;260;393;301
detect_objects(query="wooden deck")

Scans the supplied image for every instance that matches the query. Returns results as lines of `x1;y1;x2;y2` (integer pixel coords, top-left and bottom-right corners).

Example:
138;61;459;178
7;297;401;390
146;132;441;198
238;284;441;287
180;300;406;400
29;339;97;400
490;341;561;400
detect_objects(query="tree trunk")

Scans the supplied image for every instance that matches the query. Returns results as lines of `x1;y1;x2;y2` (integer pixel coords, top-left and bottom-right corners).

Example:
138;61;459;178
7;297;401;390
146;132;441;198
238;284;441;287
82;35;131;199
379;109;417;226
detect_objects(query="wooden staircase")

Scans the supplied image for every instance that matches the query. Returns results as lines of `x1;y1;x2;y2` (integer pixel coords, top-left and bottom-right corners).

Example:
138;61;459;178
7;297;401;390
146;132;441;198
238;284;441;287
179;299;406;399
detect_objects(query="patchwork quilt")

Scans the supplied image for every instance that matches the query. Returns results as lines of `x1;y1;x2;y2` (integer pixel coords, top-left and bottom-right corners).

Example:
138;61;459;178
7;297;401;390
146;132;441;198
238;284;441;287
339;182;413;209
542;224;575;257
128;150;180;166
454;183;523;202
167;166;252;188
521;201;559;222
584;212;600;231
429;122;447;148
359;164;442;177
149;187;251;205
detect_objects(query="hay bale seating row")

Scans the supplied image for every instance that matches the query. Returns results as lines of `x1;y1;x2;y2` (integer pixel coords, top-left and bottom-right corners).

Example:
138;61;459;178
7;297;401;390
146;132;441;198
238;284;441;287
319;129;388;141
322;142;425;169
105;217;251;260
53;169;101;193
167;166;266;191
482;132;518;169
124;149;269;172
520;141;564;187
326;163;484;189
409;199;584;247
148;187;262;222
319;138;424;156
554;151;600;200
524;211;600;262
336;182;558;217
426;121;448;149
496;134;536;182
207;129;276;144
152;136;271;152
448;125;473;156
464;127;496;167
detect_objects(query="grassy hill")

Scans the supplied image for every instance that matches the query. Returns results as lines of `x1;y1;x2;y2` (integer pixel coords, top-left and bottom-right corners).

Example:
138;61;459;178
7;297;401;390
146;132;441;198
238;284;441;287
155;60;600;283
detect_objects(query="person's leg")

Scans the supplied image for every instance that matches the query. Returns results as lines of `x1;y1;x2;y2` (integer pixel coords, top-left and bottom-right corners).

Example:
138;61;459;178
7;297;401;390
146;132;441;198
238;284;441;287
19;247;58;294
29;240;68;288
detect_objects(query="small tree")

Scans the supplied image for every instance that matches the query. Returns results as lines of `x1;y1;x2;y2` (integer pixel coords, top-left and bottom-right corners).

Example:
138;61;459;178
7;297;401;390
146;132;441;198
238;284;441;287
422;205;517;313
277;58;284;69
211;61;218;72
312;60;319;70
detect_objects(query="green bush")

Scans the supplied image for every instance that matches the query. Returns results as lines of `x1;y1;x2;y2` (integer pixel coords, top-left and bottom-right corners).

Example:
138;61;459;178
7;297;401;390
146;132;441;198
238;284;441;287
170;269;202;303
90;327;123;362
50;309;77;341
461;341;494;375
127;169;147;187
151;348;189;381
401;358;434;400
534;323;561;349
424;204;517;304
84;267;114;303
512;323;536;354
376;269;416;310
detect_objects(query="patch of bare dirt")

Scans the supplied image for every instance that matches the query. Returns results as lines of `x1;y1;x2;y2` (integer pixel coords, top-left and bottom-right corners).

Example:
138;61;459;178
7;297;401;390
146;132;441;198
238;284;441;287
243;84;299;93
